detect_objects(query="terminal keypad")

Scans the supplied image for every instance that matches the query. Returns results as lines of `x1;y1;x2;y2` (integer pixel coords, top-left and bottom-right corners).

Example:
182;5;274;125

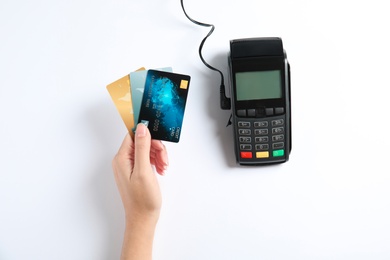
237;117;286;160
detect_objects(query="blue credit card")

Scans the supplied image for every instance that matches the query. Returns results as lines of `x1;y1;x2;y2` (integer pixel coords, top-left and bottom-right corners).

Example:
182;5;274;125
129;67;172;128
138;70;191;142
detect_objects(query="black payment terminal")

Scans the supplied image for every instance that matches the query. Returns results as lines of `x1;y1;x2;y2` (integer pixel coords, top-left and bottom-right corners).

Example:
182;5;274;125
228;37;291;165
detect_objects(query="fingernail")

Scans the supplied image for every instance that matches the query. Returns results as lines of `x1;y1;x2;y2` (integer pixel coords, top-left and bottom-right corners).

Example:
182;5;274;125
136;123;147;137
140;120;149;127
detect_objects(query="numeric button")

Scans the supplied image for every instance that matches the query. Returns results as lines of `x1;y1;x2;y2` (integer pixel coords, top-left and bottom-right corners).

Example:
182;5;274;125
272;119;284;126
256;144;269;151
239;137;251;143
255;129;268;135
272;135;284;142
255;136;269;143
239;129;251;135
272;127;284;134
238;121;251;128
254;121;268;128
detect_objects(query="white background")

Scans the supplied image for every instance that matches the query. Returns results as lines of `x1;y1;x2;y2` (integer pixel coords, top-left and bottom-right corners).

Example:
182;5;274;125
1;0;389;259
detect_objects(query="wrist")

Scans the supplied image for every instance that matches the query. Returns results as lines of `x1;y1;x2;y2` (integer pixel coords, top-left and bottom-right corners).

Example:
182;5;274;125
125;210;160;228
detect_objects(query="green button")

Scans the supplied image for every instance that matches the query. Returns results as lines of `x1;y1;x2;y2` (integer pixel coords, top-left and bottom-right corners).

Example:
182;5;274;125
273;149;285;157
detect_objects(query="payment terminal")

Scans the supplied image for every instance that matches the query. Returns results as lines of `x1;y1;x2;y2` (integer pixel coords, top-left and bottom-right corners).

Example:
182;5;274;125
228;37;291;165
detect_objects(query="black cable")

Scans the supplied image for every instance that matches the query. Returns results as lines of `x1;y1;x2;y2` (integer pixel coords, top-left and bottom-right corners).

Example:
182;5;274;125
180;0;223;82
180;0;231;110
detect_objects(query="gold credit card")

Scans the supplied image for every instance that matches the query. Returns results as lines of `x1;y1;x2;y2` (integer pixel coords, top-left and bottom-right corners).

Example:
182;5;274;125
106;67;145;137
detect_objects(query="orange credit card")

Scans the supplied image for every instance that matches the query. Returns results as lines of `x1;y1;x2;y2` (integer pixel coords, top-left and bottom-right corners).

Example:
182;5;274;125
106;67;145;137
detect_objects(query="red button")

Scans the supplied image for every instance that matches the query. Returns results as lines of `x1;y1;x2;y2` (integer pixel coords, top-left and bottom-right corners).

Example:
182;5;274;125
240;151;253;159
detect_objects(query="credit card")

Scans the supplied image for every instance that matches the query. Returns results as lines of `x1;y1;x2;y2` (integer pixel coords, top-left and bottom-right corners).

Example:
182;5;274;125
129;67;172;128
106;67;145;136
138;70;191;142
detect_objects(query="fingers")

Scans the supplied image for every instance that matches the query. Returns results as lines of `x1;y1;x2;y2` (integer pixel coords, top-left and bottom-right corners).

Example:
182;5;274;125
113;133;134;174
112;133;134;192
133;123;169;176
117;132;133;159
151;140;169;175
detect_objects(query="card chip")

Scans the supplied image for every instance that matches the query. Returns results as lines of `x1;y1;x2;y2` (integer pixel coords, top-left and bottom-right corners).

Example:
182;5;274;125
180;80;189;89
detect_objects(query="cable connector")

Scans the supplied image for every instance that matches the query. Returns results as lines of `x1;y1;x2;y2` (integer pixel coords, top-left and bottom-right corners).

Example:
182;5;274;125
220;83;231;110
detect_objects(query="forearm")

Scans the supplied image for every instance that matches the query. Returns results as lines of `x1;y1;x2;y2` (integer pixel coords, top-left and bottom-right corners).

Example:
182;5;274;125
121;217;158;260
113;125;166;260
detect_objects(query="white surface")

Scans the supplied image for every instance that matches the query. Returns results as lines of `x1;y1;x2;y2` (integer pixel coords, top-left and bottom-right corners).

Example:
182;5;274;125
1;0;390;259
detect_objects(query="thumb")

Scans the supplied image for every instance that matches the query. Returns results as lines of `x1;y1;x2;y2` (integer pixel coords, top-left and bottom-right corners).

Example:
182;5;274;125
134;123;152;169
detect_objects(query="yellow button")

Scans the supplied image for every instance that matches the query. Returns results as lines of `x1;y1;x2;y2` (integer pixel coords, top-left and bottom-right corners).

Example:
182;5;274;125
256;151;269;158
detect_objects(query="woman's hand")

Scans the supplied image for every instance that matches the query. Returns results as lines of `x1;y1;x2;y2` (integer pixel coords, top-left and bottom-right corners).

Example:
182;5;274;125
112;123;169;260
